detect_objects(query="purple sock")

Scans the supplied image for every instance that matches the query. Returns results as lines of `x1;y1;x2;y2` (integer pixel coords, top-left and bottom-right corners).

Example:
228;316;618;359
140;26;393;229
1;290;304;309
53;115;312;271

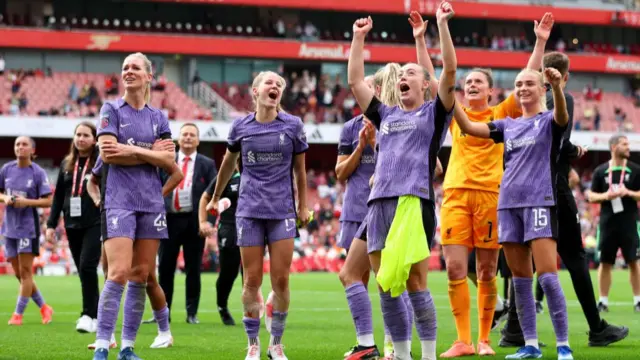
243;317;260;345
513;277;537;341
153;306;170;333
121;282;146;343
31;290;45;308
346;282;374;338
539;273;569;343
408;290;437;341
270;311;288;345
15;296;29;315
402;291;415;330
96;280;125;342
380;292;411;342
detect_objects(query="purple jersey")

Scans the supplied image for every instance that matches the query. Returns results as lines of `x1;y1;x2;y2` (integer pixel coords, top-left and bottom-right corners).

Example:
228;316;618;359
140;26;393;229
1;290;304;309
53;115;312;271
364;95;453;203
92;156;103;177
97;99;171;213
338;115;376;222
0;161;52;239
227;112;308;220
488;110;565;210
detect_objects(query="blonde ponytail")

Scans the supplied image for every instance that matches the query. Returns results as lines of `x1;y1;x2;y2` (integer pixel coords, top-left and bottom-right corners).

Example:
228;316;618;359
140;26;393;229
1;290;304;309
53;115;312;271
374;63;401;107
144;83;151;104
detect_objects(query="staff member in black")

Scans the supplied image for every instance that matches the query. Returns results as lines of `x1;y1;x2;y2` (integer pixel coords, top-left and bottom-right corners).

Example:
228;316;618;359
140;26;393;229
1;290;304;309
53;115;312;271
500;52;628;347
588;134;640;313
153;123;217;324
199;160;241;326
45;121;101;333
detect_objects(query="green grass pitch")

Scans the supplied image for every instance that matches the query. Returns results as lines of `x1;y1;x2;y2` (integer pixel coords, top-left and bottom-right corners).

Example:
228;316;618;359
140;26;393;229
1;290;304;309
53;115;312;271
0;271;638;359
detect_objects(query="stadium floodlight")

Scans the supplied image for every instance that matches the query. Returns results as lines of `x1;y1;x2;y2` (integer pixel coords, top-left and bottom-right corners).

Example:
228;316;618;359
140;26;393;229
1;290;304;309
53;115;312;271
48;17;56;25
381;31;388;39
92;18;98;26
165;22;172;30
71;17;77;25
60;17;67;25
81;17;88;26
185;22;192;30
216;24;223;32
176;22;182;30
134;20;141;28
155;21;162;29
236;25;243;33
113;19;120;27
123;19;130;27
344;31;350;39
246;26;253;34
144;20;151;28
103;19;110;27
196;24;203;31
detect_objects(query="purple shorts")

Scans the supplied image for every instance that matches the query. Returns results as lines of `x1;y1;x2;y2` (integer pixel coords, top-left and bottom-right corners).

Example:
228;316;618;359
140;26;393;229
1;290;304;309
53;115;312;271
338;221;362;250
363;198;436;254
5;237;39;259
498;207;558;244
101;209;169;241
236;217;298;247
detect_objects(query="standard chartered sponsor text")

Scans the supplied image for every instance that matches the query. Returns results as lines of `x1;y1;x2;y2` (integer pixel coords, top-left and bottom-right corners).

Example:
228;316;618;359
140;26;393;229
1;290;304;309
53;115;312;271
255;152;283;163
298;43;371;61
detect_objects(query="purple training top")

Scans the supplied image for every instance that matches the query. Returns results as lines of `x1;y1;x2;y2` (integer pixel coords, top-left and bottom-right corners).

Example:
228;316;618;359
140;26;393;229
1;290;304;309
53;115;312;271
227;111;309;220
92;155;103;177
364;95;453;203
488;110;566;209
0;161;52;239
97;99;171;213
338;115;376;222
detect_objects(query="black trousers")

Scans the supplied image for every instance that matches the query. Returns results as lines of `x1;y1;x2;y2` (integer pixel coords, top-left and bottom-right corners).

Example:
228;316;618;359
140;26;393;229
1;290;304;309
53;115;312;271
159;213;205;317
505;194;602;332
217;245;242;309
66;224;102;319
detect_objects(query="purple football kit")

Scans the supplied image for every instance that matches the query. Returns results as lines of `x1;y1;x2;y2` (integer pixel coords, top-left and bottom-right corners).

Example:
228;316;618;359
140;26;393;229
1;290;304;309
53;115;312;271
487;110;566;244
0;161;51;258
96;98;171;241
227;111;309;247
337;115;376;249
360;96;452;254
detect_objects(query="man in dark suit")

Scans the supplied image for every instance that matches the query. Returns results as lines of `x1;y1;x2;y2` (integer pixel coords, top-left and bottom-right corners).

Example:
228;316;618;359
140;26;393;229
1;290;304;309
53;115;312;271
148;123;217;324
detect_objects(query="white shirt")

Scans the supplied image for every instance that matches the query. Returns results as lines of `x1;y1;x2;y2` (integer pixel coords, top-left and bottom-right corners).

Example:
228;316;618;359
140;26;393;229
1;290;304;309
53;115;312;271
172;150;197;213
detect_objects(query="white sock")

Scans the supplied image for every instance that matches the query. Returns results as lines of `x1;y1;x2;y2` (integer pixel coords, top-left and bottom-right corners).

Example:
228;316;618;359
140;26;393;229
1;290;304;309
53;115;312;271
420;340;437;360
599;296;609;306
557;341;569;347
110;333;116;343
357;334;375;347
95;339;110;350
633;296;640;304
121;339;135;349
158;330;171;337
384;334;392;345
393;340;411;360
495;296;505;312
525;339;539;349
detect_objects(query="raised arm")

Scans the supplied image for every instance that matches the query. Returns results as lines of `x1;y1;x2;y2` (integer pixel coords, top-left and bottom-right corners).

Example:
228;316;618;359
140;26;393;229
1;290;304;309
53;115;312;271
527;12;554;70
409;11;438;91
435;2;457;111
545;68;569;127
348;17;375;113
453;102;491;138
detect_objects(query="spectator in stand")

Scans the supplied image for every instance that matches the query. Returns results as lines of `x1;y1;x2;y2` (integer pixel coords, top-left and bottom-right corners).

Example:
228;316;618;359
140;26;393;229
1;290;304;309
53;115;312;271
18;93;28;112
10;71;21;94
69;81;79;103
594;106;601;130
0;55;5;75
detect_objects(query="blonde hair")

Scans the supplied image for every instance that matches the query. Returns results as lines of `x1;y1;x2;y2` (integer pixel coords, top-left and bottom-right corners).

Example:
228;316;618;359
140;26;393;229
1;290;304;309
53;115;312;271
400;63;432;101
251;71;287;112
374;63;401;107
123;52;153;104
515;68;547;112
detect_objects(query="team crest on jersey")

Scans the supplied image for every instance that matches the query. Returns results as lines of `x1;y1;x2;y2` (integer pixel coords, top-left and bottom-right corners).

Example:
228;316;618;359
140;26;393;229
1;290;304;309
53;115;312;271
534;118;541;129
26;179;33;188
100;112;109;129
279;133;285;145
153;124;158;137
231;184;239;192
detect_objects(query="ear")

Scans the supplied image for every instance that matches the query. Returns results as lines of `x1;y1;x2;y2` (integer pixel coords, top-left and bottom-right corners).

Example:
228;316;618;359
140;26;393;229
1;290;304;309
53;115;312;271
252;86;259;98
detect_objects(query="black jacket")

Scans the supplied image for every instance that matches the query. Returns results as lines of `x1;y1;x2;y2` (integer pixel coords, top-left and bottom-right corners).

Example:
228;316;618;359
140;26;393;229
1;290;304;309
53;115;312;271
47;154;101;230
161;152;217;223
545;87;576;195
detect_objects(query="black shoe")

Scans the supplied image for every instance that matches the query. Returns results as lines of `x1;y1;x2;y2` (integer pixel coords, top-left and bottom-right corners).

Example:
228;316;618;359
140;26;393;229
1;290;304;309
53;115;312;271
499;328;547;348
491;308;509;331
588;320;629;347
219;307;236;326
635;302;640;312
142;317;156;324
535;301;544;314
343;345;380;359
597;302;609;313
186;315;200;324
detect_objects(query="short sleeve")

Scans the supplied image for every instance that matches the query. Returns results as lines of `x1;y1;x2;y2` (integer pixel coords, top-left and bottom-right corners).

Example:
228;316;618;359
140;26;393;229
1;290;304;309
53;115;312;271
37;169;52;197
205;178;217;196
293;118;309;155
156;110;172;140
433;94;455;127
487;119;506;143
92;156;103;177
495;93;522;119
590;167;606;193
338;121;354;156
97;103;119;138
0;166;6;192
364;97;391;130
227;117;242;153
